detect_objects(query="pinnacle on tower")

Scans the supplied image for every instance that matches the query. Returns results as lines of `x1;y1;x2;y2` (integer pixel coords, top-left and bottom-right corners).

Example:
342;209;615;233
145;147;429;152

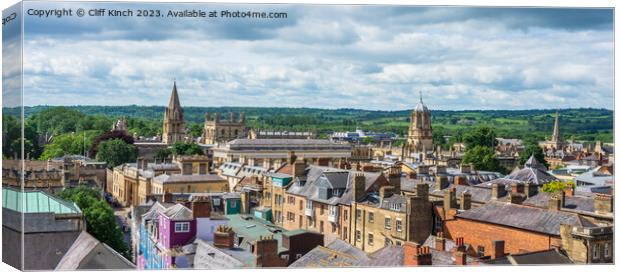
168;80;182;110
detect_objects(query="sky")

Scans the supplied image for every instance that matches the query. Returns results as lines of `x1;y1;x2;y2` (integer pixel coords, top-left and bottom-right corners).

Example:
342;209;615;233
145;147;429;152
5;2;614;110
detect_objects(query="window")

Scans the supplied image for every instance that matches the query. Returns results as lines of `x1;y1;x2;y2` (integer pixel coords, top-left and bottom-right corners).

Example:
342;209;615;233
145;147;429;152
175;222;190;233
385;238;392;246
368;233;374;245
230;201;236;208
288;212;295;222
306;200;313;209
299;215;303;228
344;210;348;221
288;196;295;204
368;212;374;223
477;246;485;257
593;244;600;259
396;219;402;232
343;227;348;240
385;217;392;229
396;241;402;246
356;209;361;221
604;243;610;258
299;200;303;210
355;230;361;241
320;221;324;233
320;204;325;215
331;223;336;233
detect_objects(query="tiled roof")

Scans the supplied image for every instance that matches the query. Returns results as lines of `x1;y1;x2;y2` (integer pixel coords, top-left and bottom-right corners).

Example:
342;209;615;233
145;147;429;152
456;202;591;235
2;187;81;214
522;192;595;213
362;245;481;266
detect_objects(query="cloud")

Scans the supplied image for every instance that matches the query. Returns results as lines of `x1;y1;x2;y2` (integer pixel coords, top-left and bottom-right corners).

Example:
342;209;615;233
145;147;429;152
17;2;614;110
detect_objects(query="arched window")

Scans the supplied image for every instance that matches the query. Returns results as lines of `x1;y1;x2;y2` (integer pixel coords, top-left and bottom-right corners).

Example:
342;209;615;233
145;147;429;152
234;129;238;136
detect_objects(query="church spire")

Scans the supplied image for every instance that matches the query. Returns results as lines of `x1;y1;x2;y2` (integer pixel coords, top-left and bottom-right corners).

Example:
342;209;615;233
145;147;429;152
168;80;182;109
551;111;560;143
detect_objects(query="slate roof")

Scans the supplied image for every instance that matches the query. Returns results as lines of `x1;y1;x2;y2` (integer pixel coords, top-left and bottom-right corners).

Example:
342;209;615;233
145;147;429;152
193;239;250;269
362;245;481;266
522;192;596;213
56;231;135;270
163;203;194;221
286;166;384;205
153;173;225;184
289;239;369;267
486;248;573;265
456;202;594;236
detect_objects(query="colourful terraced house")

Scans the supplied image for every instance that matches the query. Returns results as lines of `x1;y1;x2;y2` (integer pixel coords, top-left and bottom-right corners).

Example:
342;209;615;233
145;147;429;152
138;202;196;269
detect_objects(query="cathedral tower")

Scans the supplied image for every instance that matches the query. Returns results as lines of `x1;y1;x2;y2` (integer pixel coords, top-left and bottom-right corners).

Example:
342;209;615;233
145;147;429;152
406;91;433;156
162;81;186;144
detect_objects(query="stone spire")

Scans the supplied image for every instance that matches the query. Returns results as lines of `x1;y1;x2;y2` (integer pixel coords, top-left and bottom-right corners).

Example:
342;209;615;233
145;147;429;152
551;111;561;143
162;81;186;144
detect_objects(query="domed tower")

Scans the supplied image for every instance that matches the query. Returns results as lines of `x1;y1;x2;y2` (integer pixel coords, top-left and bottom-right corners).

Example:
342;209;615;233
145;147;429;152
162;81;186;144
406;91;433;156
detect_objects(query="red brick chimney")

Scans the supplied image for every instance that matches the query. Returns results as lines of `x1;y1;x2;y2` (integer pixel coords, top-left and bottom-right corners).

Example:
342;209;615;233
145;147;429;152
213;225;235;249
491;240;505;259
253;235;286;267
435;232;446;251
454;176;468;186
453;237;467;265
404;243;432;266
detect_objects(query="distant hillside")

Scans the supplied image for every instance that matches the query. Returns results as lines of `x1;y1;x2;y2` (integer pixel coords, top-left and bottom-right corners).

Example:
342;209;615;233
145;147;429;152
2;106;613;142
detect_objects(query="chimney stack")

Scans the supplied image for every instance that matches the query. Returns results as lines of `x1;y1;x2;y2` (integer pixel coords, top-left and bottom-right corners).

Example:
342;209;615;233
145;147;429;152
511;183;524;194
253;235;282;267
453;176;468;186
564;184;574;197
287;151;297;165
548;192;564;211
460;191;472;210
594;193;613;215
353;173;366;202
491;184;506;200
163;190;173;203
416;183;429;201
435;175;449;190
443;187;457;210
404;243;432;266
214;225;236;248
453;237;467;265
524;182;537;198
292;157;307;181
387;166;402;193
417;165;429;175
435;232;446;251
379;186;395;201
491;240;505;259
191;197;212;219
508;192;525;205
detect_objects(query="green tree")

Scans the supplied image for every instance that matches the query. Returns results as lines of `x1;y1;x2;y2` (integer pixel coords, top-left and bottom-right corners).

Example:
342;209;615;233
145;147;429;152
462;146;506;173
39;131;99;160
57;187;130;259
171;142;204;156
541;180;575;193
155;148;173;161
97;139;138;168
463;126;497;149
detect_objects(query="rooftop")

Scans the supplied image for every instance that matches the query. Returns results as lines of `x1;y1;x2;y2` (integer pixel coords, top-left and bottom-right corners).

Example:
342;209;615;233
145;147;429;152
2;187;81;214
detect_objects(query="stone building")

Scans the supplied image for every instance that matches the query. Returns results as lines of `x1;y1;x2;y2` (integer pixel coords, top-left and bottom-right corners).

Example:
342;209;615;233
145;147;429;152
211;138;352;169
202;112;246;144
351;183;432;253
539;111;567;151
404;93;433;160
162;81;186;144
110;155;226;207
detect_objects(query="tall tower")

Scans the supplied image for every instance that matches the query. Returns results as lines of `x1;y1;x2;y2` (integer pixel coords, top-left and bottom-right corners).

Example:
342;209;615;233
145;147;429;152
406;91;433;156
550;111;565;150
162;81;186;144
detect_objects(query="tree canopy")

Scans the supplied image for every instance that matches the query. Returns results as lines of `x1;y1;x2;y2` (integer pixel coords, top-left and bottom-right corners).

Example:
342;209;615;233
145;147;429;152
171;142;204;156
96;139;138;168
57;187;130;259
541;180;575;193
463;126;497;149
